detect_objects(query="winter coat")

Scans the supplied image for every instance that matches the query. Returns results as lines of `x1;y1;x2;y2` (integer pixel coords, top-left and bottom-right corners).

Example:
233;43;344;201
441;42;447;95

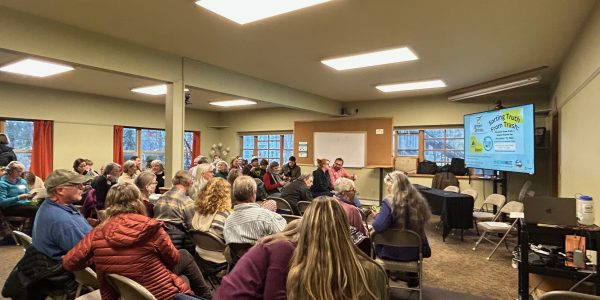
2;246;78;299
62;213;191;300
0;144;17;167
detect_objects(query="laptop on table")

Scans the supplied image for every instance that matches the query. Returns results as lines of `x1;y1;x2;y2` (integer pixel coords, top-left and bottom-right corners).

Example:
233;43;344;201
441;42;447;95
523;196;578;227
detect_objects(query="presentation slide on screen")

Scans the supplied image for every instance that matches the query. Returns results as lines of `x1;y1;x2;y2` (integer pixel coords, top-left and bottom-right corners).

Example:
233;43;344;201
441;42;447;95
464;104;535;174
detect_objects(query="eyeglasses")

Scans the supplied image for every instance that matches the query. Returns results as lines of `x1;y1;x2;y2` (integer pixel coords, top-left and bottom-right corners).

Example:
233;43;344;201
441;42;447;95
62;183;85;190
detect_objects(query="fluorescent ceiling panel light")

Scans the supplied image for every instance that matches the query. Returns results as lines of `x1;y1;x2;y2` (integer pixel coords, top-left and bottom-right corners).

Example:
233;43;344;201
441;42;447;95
131;84;189;96
376;79;446;93
448;76;541;101
209;99;257;107
195;0;331;25
0;58;74;77
321;47;418;71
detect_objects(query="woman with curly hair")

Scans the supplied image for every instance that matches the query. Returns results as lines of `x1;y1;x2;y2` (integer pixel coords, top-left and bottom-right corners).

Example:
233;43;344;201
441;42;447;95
372;171;432;287
191;177;232;265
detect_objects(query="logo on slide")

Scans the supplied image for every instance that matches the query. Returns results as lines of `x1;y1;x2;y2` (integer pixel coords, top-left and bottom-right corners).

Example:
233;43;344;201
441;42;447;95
483;136;493;151
515;160;523;168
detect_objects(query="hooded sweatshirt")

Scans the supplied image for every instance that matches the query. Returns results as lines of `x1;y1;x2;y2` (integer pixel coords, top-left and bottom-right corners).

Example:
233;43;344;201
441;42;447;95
0;144;17;167
62;213;191;300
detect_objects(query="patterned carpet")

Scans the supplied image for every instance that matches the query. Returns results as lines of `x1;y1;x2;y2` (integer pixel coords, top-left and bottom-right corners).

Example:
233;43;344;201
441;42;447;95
0;216;518;300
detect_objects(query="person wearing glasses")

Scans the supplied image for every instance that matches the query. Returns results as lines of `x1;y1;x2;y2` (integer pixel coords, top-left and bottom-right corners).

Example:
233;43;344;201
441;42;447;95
328;158;362;207
0;161;38;221
32;169;92;261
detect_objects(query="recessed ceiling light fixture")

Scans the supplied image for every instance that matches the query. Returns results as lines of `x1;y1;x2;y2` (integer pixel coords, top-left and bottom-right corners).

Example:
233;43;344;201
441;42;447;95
0;58;74;77
131;84;189;96
209;99;257;107
195;0;332;25
376;79;446;93
321;47;418;71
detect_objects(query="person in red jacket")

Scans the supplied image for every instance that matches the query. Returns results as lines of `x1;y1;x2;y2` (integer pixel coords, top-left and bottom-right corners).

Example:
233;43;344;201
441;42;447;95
263;161;286;195
62;182;212;300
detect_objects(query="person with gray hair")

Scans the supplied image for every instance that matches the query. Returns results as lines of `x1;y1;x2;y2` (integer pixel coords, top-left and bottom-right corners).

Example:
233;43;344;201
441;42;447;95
280;173;313;215
118;160;138;184
224;176;287;246
334;177;368;236
0;161;38;222
150;159;165;193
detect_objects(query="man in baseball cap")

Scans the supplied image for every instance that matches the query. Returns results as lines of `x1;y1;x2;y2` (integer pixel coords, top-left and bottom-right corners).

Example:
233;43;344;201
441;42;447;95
32;169;93;261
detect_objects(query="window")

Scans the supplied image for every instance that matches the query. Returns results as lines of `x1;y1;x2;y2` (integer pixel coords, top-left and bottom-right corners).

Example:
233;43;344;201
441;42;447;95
396;127;464;166
123;127;196;169
1;119;34;170
240;132;293;165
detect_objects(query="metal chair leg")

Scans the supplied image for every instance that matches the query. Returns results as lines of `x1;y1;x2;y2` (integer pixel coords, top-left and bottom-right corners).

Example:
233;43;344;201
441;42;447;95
473;231;487;251
486;226;514;260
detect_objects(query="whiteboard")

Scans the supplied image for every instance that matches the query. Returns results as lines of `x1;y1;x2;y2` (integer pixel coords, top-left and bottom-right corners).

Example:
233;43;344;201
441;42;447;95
313;132;366;168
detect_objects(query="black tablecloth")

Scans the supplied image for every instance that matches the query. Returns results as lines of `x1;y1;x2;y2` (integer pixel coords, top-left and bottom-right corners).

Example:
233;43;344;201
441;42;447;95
414;184;474;241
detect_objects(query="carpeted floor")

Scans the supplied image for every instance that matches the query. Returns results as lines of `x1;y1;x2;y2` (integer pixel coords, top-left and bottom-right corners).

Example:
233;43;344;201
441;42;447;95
0;216;518;300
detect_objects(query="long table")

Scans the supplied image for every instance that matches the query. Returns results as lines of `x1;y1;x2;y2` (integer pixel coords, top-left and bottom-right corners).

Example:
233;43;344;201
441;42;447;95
414;184;475;241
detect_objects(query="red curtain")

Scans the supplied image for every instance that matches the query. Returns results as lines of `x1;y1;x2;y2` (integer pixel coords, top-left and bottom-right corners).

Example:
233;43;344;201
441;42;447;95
30;120;53;180
192;131;201;162
113;125;124;166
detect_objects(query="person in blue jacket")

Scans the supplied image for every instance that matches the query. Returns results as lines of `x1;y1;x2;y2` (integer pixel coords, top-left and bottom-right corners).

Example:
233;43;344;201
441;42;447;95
372;170;432;287
0;161;38;221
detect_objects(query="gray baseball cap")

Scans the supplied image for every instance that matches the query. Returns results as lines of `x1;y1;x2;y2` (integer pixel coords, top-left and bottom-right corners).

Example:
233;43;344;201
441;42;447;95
44;169;91;191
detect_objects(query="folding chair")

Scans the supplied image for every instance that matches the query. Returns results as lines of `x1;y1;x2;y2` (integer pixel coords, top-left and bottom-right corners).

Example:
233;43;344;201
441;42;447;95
0;209;27;245
74;290;101;300
371;229;423;300
473;194;506;235
297;201;311;215
106;274;156;300
73;267;100;297
281;214;301;223
539;291;600;300
443;186;460;193
189;230;228;288
461;189;479;202
473;201;523;260
267;196;294;214
12;230;32;250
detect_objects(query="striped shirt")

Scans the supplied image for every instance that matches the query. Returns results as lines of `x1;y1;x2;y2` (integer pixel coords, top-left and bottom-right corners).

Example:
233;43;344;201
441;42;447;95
224;203;287;245
153;187;195;228
192;210;231;263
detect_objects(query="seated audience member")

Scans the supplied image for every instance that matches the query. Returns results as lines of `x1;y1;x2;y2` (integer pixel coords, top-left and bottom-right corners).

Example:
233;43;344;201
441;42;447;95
73;158;88;175
189;155;209;179
242;157;260;178
118;160;138;184
91;162;120;209
151;159;166;193
214;160;229;179
310;158;334;197
334;178;367;236
191;177;232;267
227;168;242;186
373;171;432;287
263;161;285;195
129;155;142;174
145;156;155;170
84;159;100;177
32;169;92;261
0;166;5;177
224;176;286;246
258;159;269;178
63;182;212;300
191;163;214;199
281;156;301;180
154;170;196;251
0;161;38;220
280;174;313;215
21;171;45;191
0;133;17;167
329;157;361;207
215;196;387;300
230;157;243;171
134;171;158;217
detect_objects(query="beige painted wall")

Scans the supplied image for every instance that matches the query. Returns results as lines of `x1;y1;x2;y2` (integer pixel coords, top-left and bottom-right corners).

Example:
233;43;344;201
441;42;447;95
219;93;551;202
553;3;600;224
0;82;220;170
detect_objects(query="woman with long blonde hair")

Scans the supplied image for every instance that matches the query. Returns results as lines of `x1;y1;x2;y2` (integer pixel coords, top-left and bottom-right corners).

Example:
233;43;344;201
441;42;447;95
372;171;432;286
191;177;232;265
214;196;387;300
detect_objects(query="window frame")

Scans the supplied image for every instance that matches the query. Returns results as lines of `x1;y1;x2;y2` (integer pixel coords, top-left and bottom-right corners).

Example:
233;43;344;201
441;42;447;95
0;118;34;170
122;126;197;169
239;131;293;165
395;126;465;166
